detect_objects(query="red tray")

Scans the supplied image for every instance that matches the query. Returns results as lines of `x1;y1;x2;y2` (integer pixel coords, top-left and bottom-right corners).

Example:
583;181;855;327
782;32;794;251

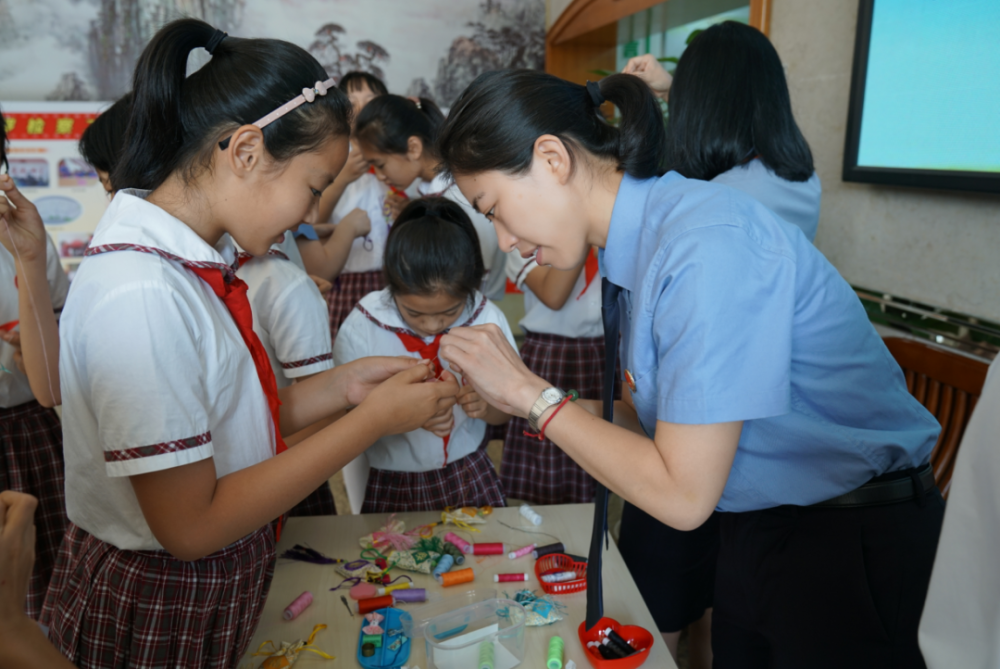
577;616;654;669
534;552;587;594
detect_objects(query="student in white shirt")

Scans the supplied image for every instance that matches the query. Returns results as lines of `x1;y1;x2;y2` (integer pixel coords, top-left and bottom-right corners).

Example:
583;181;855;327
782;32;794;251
354;95;508;302
42;20;458;669
334;197;514;512
0;149;69;620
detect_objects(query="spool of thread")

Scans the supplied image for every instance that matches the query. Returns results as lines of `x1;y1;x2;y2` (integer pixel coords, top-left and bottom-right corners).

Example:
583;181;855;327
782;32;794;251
444;532;473;554
441;541;466;565
533;542;565;559
606;629;637;656
377;582;412;595
357;594;393;614
362;633;383;647
547;636;564;669
437;567;475;587
598;638;629;659
472;542;505;556
494;572;530;582
432;553;455;579
508;543;536;560
478;640;495;669
520;503;543;526
541;570;579;584
392;587;427;603
596;644;619;661
282;591;312;621
361;642;376;658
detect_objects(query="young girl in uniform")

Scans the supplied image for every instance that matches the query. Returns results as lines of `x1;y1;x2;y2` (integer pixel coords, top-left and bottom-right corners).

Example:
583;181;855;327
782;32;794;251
41;20;458;668
436;68;943;668
501;249;617;504
354;95;508;302
333;197;514;513
0;111;69;620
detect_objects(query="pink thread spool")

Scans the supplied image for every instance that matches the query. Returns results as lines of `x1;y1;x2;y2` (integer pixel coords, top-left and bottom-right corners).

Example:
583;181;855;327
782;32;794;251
444;532;473;554
473;542;505;556
494;572;530;582
508;543;536;560
283;591;313;621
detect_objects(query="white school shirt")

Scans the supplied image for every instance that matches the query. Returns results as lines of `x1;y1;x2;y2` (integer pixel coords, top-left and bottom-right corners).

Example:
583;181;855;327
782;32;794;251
236;245;333;389
60;190;275;550
0;233;69;408
276;232;306;273
417;173;507;302
332;172;391;274
507;250;603;339
333;288;516;472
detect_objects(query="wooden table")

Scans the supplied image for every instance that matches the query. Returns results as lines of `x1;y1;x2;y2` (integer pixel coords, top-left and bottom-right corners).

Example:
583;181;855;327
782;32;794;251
240;504;676;669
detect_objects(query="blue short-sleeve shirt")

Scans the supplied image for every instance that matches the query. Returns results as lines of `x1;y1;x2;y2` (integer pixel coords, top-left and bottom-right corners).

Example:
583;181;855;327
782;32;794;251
602;173;940;512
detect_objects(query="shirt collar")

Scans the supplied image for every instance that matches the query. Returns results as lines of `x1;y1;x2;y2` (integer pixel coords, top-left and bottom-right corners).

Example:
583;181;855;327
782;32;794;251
362;289;487;341
599;174;658;293
90;189;236;271
417;172;451;196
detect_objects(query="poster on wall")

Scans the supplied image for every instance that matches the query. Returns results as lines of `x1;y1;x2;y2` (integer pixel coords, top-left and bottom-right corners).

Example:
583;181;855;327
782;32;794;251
0;0;544;109
2;101;110;277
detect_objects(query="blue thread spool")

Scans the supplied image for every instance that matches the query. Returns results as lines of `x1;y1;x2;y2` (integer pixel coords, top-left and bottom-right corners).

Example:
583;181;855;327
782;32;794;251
432;553;455;579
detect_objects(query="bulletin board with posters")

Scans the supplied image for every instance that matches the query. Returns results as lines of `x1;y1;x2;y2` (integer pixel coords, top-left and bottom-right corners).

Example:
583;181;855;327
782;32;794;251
2;101;110;279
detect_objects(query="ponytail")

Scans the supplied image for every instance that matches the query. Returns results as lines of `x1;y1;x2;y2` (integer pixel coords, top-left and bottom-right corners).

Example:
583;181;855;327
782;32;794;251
437;69;665;180
113;18;351;192
383;196;485;301
79;92;133;175
355;95;445;159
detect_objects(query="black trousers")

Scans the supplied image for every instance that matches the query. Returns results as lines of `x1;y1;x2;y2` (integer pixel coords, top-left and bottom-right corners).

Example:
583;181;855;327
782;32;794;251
713;489;944;669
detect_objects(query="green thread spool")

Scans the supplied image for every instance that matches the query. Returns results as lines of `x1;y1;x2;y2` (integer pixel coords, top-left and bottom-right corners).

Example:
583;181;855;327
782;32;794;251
478;640;495;669
362;633;383;647
547;635;564;669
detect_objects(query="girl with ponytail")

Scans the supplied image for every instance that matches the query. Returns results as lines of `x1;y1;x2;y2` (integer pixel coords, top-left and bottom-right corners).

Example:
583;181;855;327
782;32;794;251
333;197;515;512
43;19;458;668
437;68;942;667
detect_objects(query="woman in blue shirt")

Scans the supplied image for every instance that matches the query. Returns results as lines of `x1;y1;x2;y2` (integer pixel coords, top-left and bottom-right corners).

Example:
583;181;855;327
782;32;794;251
437;44;943;669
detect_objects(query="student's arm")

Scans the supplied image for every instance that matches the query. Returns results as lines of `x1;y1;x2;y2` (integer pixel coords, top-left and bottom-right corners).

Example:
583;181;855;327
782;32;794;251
622;53;672;101
296;208;371;280
131;362;460;561
316;141;371;224
0;177;61;407
522;261;586;310
0;491;78;668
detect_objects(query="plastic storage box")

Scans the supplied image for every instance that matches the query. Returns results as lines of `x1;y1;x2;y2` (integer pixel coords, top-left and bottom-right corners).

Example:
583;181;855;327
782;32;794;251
422;597;527;669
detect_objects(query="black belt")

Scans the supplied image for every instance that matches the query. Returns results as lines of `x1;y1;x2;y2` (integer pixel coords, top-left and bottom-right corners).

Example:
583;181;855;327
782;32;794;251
814;464;935;508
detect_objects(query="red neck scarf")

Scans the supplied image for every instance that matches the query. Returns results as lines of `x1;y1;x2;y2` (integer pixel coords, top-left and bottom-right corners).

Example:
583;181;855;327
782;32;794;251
394;331;451;465
577;247;600;300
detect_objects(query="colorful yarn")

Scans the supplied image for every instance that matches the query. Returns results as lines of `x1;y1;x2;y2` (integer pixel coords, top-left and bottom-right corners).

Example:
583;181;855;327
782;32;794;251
278;544;342;565
494;573;530;582
508;543;536;560
432;553;455;579
437;567;475;587
357;595;393;614
444;532;473;554
282;591;312;621
392;587;427;603
440;540;466;565
472;542;505;556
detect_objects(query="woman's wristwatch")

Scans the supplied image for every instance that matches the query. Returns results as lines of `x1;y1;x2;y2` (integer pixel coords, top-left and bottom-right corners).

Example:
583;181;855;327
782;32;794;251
528;387;567;431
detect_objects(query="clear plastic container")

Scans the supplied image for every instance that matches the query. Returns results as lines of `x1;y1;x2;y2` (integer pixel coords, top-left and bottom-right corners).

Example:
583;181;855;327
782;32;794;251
399;589;496;639
423;598;527;669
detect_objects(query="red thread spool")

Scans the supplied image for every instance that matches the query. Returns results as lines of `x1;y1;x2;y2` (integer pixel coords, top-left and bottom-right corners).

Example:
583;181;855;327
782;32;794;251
472;542;505;556
494;572;530;582
437;567;475;587
357;594;394;614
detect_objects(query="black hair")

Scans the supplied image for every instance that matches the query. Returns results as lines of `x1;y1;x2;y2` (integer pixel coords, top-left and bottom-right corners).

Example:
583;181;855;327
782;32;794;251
438;69;665;179
79;92;133;175
0;105;7;173
355;95;445;159
383;196;485;301
339;71;388;97
665;21;814;182
113;18;352;191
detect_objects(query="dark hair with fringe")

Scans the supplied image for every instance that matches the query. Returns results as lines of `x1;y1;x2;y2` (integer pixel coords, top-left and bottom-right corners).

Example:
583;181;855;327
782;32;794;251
437;69;665;179
355;95;445;159
383;196;484;301
664;21;814;182
339;71;388;97
80;93;133;176
113;18;352;191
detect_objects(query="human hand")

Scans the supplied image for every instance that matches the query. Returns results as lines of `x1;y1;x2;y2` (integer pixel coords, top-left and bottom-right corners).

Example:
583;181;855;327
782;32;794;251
0;175;47;263
336;142;370;185
340;208;371;239
309;274;333;296
622;54;672;100
422;404;455;437
457;383;490;420
440;324;548;419
0;491;37;626
384;192;407;221
340;356;424;407
357;362;460;436
0;331;25;373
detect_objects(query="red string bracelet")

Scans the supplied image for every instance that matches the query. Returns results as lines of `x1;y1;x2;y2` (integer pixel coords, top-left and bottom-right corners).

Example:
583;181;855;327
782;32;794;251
523;396;572;442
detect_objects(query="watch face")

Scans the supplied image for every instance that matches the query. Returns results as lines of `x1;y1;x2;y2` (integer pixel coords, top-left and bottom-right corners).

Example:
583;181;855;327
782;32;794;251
541;388;563;403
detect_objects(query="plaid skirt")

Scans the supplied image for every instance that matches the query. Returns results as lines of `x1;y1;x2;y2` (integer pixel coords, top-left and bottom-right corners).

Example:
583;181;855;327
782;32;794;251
288;480;337;516
501;331;621;505
0;400;67;619
328;269;384;341
361;445;506;513
44;525;276;669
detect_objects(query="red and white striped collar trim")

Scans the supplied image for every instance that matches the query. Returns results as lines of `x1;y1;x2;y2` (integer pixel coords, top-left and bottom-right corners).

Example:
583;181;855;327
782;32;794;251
355;293;488;340
237;249;290;266
85;243;239;282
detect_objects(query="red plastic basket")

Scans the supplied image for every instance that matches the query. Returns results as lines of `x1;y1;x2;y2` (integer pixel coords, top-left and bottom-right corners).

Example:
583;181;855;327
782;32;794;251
577;616;654;669
534;552;587;594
